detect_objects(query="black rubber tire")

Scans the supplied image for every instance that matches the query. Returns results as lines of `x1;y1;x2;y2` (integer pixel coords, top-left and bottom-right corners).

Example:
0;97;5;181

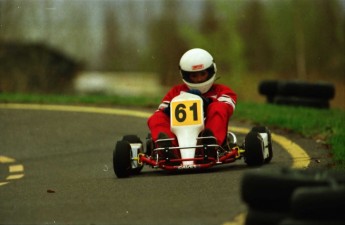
251;126;273;164
279;218;345;225
113;140;131;178
241;168;331;211
258;80;279;96
274;96;330;109
259;80;335;99
122;134;142;143
243;131;265;166
245;208;288;225
278;81;335;99
122;135;143;175
325;170;345;184
290;186;345;220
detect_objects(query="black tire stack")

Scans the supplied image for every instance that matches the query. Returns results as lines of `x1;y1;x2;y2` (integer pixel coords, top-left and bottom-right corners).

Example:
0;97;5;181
259;80;335;109
241;168;345;225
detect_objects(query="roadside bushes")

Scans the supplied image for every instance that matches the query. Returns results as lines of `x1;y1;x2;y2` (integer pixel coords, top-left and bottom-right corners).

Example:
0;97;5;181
259;80;335;109
0;42;81;93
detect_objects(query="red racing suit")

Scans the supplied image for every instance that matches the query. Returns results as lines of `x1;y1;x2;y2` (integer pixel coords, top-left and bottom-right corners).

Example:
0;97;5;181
147;83;237;146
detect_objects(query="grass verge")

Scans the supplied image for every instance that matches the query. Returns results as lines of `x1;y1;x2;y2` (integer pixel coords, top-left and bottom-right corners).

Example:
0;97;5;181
233;102;345;169
1;92;344;169
0;92;162;108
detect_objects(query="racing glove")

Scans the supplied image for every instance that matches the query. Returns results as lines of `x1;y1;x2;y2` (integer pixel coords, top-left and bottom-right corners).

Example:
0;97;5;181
187;89;213;111
162;104;171;117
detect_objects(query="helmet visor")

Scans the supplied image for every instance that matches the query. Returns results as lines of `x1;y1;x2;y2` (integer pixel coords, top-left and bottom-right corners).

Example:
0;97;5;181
181;65;215;83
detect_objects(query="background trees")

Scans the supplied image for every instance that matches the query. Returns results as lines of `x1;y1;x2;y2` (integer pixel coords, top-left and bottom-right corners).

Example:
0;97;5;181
0;0;344;88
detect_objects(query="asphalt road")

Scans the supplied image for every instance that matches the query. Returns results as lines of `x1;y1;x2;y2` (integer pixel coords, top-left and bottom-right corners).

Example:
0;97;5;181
0;106;330;225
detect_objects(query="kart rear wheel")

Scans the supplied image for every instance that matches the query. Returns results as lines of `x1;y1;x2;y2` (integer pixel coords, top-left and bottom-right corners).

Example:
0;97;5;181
251;126;273;163
113;140;131;178
244;131;265;166
122;134;141;143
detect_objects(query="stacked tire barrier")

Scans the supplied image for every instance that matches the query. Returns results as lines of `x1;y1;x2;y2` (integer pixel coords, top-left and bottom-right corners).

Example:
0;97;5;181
259;80;335;109
241;168;345;225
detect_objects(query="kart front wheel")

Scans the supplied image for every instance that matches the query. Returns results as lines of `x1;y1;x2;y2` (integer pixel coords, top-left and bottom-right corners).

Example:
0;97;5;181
244;131;265;166
113;140;131;178
122;135;144;175
251;126;273;164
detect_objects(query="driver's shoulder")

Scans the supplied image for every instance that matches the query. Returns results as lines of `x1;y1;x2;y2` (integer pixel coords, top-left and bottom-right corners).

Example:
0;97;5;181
209;83;233;93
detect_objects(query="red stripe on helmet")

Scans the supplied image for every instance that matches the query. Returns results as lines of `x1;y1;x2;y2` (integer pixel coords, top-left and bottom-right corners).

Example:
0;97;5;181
192;64;204;70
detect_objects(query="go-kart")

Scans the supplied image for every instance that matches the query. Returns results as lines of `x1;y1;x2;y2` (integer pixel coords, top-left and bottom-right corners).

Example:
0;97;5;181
113;92;273;178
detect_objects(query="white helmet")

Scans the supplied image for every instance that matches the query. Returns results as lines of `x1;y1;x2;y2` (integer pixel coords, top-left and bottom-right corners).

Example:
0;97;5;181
179;48;217;93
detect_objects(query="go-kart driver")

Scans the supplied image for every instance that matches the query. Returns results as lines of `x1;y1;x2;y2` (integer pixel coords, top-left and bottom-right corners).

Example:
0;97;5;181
147;48;237;158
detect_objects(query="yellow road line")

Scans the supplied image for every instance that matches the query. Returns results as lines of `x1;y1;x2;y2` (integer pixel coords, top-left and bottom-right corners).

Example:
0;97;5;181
0;155;25;186
0;103;311;168
271;133;310;168
9;164;24;173
222;212;247;225
0;182;9;186
0;155;16;163
6;174;24;180
0;103;151;118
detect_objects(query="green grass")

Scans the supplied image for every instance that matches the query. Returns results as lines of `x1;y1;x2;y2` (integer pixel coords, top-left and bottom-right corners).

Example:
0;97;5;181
0;92;162;108
1;92;344;169
233;102;345;169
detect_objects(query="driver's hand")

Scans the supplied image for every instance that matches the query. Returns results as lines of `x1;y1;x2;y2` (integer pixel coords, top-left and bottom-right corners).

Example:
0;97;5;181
188;89;212;110
162;104;171;117
187;89;202;96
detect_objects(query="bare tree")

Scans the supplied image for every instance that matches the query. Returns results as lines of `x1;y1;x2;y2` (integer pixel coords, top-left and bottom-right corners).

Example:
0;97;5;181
101;3;121;71
238;0;273;72
293;0;307;79
148;0;188;86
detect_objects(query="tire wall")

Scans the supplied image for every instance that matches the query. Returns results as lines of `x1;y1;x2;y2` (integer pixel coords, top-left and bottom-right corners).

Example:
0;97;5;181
259;80;335;109
241;168;345;225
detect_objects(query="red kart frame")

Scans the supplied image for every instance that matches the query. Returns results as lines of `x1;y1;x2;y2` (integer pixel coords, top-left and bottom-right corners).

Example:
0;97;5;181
138;140;244;171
